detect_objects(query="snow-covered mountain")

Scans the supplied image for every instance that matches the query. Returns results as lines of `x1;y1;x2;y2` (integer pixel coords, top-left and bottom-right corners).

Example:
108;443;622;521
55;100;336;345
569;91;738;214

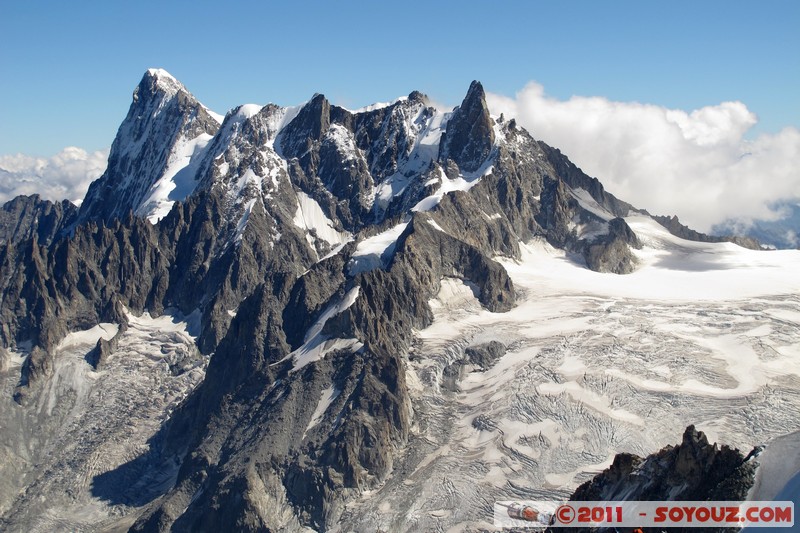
77;69;222;225
0;69;798;532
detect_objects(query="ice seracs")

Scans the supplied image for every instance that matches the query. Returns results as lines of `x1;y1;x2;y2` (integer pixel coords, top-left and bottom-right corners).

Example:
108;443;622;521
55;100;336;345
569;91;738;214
356;220;800;530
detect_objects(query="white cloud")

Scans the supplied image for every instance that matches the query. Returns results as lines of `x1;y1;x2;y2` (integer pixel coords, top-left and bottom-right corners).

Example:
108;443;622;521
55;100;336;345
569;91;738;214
0;147;109;206
487;82;800;233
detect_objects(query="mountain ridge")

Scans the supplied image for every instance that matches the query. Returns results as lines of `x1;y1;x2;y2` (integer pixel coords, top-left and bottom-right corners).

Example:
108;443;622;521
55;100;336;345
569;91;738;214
0;69;790;532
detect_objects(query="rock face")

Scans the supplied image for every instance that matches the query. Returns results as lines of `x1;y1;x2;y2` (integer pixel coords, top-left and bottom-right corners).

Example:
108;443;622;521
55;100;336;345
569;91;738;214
438;81;495;173
464;340;506;370
0;194;77;246
443;341;507;391
0;70;731;532
559;425;757;532
583;217;642;274
77;69;221;225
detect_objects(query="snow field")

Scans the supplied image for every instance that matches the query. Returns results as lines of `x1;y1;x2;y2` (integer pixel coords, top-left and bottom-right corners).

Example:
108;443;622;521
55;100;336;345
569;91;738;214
336;218;800;532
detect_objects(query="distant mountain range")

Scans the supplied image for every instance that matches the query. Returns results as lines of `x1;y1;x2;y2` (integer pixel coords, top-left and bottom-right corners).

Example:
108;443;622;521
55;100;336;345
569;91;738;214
713;201;800;249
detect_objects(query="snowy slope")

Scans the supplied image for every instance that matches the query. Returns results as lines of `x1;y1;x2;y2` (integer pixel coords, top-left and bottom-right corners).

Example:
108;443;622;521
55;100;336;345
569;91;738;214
373;105;451;211
293;190;352;248
504;214;800;302
136;132;215;223
749;433;800;502
745;430;800;526
348;221;410;274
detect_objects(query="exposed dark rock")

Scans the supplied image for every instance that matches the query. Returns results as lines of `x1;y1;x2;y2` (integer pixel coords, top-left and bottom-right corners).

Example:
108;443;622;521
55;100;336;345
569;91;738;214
317;122;374;224
440;339;507;390
439;80;495;172
280;93;332;158
557;425;758;532
350;98;425;182
465;340;506;370
430;189;522;258
471;414;499;432
0;194;77;246
14;346;52;404
442;360;466;392
85;320;128;370
540;142;635;219
583;217;641;274
0;73;745;532
77;69;220;226
536;175;576;249
2;185;316;401
282;249;351;349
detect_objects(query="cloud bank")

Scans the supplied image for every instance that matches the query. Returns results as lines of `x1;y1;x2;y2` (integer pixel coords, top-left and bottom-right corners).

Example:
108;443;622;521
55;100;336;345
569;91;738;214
487;83;800;233
0;147;109;206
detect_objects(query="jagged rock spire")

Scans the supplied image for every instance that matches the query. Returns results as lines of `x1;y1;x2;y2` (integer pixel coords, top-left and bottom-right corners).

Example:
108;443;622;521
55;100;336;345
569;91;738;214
279;93;331;158
438;80;495;172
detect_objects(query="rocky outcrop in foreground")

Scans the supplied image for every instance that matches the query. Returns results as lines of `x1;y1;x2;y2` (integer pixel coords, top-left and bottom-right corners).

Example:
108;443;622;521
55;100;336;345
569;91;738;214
555;425;758;533
573;425;756;502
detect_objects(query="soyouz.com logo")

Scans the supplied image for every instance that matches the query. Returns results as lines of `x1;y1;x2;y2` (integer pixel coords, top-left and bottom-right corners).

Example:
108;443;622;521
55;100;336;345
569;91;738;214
493;500;794;528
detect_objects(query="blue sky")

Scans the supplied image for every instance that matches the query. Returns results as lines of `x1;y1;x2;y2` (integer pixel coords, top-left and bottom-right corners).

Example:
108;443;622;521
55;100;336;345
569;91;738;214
1;0;798;155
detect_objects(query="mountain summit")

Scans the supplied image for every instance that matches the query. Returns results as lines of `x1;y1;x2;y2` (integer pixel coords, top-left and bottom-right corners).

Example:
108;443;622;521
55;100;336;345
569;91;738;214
77;69;221;225
1;70;793;532
438;80;495;172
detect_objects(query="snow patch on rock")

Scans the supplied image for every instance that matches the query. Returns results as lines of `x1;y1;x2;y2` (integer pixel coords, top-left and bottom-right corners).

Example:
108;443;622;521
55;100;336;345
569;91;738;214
282;287;363;372
292;190;351;248
348;221;410;275
304;385;341;438
137;132;214;223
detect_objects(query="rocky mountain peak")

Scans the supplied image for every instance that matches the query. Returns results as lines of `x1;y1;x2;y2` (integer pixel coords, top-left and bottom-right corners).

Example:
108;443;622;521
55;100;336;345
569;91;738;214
407;90;427;104
0;194;77;246
464;79;486;101
438;80;495;172
76;69;221;225
279;93;331;157
0;73;770;532
135;68;187;102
